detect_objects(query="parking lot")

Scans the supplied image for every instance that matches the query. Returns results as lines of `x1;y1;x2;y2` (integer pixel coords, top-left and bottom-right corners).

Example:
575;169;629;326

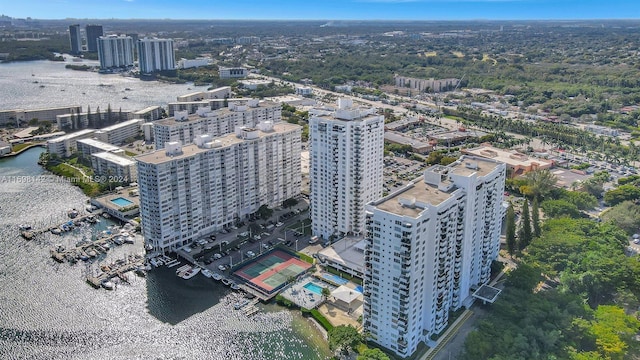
175;199;314;275
383;156;425;194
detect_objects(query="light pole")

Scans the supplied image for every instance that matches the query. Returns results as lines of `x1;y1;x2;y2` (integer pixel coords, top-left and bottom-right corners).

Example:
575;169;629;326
260;239;263;255
295;239;298;252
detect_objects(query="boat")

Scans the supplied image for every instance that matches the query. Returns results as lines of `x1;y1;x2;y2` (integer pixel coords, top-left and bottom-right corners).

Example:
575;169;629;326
201;269;213;278
149;257;163;268
101;280;115;290
18;224;32;231
122;96;128;100
175;264;191;275
51;228;62;235
221;278;232;286
178;267;201;280
113;236;124;246
234;299;249;310
102;213;111;219
212;272;223;281
68;209;79;219
87;250;97;258
135;267;146;277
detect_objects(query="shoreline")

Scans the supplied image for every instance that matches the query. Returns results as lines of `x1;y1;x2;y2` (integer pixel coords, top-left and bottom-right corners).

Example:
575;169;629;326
1;142;46;158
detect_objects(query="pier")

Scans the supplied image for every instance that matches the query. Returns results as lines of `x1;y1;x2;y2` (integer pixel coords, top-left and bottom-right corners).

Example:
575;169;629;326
22;212;101;240
49;232;132;264
85;254;145;289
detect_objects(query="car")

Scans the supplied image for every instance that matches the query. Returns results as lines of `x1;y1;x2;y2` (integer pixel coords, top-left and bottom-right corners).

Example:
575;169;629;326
634;239;640;244
221;240;229;246
285;240;293;247
183;247;192;253
246;251;256;257
275;222;284;227
204;258;213;265
218;265;227;271
213;253;222;260
262;243;270;250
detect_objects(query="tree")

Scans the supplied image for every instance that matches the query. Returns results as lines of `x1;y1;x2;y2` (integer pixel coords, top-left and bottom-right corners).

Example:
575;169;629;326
600;201;640;235
505;263;541;293
505;203;517;256
603;184;640;206
541;199;581;218
521;169;557;200
357;348;390;360
256;205;273;220
518;199;532;250
532;197;541;238
321;287;331;301
282;197;299;209
328;325;362;357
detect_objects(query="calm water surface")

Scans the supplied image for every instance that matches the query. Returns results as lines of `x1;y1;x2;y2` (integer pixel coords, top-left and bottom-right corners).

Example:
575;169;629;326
0;58;208;111
0;146;330;359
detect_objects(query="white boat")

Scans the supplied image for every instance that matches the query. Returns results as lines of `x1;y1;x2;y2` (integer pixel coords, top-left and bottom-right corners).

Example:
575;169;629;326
175;264;191;275
149;257;162;268
201;269;213;278
234;299;249;310
19;224;32;231
178;267;201;280
212;272;223;281
101;280;115;290
221;278;232;286
124;236;135;244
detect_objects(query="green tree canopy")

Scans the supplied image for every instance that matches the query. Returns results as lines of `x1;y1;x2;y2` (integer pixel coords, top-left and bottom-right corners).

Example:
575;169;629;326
604;184;640;206
328;325;363;356
356;348;390;360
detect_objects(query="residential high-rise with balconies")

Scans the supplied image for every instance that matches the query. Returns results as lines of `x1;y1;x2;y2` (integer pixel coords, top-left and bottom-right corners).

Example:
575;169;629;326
136;122;301;252
153;99;281;149
309;98;384;241
137;38;176;74
363;156;506;358
97;35;135;70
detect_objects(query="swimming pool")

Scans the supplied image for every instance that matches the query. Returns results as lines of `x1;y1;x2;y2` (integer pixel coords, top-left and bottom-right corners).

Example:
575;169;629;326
303;282;324;295
111;197;134;207
321;273;349;285
354;285;363;294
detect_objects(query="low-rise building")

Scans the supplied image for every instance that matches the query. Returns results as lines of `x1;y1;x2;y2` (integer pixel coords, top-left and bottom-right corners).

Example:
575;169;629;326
1;106;82;127
132;106;163;122
316;236;366;279
94;119;143;145
384;131;433;154
47;129;96;157
176;86;231;102
0;141;12;155
91;151;137;182
76;138;124;161
295;86;313;96
218;67;248;79
463;144;553;178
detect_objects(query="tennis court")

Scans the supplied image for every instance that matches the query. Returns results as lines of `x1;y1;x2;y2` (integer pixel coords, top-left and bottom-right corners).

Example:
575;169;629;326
234;250;312;294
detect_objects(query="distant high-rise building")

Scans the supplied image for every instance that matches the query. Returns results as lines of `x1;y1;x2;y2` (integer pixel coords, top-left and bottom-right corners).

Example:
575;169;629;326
309;98;384;241
97;35;135;70
136;122;302;252
85;25;104;52
137;38;176;74
363;157;506;358
68;24;82;54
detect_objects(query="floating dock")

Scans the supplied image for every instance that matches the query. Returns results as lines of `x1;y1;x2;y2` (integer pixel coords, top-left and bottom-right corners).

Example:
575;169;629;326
85;254;145;289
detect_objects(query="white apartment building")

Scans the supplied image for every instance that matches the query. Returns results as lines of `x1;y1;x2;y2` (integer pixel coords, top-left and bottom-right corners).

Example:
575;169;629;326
136;122;301;252
47;129;96;157
363;156;506;358
94;119;143;145
309;99;384;241
137;38;176;74
97;35;135;70
91;152;137;183
176;86;231;103
218;67;248;79
76;138;124;161
154;100;281;149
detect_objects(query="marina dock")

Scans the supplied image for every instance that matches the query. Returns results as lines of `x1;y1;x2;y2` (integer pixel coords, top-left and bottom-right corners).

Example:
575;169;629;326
85;254;145;289
21;212;101;240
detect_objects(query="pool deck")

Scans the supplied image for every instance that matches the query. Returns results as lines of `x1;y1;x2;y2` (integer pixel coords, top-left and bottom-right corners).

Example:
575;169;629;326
280;276;334;309
90;187;140;222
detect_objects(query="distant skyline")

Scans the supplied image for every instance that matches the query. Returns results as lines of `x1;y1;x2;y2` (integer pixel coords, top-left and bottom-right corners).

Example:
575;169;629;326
3;0;639;21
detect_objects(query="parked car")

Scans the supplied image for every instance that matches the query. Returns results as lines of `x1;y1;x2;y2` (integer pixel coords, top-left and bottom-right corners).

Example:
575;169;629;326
213;253;222;260
246;250;256;257
218;265;227;271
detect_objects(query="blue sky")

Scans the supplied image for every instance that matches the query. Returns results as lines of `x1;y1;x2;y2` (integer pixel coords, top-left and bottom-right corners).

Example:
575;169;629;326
2;0;639;20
